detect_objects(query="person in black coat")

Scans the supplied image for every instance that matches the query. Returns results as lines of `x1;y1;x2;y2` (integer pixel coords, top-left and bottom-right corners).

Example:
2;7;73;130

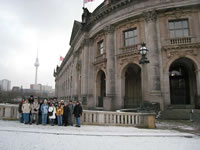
18;98;24;123
38;99;43;125
73;101;82;127
63;102;69;126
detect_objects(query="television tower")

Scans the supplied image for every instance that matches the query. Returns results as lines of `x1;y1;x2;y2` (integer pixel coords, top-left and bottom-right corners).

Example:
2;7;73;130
34;50;39;84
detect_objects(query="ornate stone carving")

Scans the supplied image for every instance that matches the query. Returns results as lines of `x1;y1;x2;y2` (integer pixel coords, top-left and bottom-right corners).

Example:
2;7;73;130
80;37;90;48
95;63;106;71
163;8;192;19
143;10;157;22
76;60;81;71
117;44;140;59
166;50;197;59
116;18;139;30
119;56;140;66
104;24;115;34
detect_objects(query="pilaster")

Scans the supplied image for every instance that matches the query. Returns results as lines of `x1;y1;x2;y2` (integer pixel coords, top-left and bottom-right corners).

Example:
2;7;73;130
104;25;116;110
82;38;90;97
143;10;162;103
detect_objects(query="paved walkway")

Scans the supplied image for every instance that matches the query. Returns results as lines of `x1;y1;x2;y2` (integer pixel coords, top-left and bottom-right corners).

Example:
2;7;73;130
0;120;199;150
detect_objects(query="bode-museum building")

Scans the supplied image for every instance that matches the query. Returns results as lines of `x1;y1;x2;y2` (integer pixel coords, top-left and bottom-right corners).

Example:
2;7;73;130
54;0;200;111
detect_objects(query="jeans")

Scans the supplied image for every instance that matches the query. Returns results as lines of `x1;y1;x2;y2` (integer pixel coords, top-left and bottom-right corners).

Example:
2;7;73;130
50;119;54;126
42;114;47;125
23;113;29;124
76;117;81;126
19;113;23;123
57;115;63;126
31;113;39;124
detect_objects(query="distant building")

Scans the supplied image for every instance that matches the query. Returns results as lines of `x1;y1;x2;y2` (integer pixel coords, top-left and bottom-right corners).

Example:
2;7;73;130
30;84;52;92
12;86;21;92
42;85;53;93
30;84;42;91
0;79;11;91
47;89;55;97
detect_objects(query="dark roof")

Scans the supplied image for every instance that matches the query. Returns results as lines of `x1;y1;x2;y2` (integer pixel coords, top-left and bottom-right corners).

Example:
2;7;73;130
69;20;82;46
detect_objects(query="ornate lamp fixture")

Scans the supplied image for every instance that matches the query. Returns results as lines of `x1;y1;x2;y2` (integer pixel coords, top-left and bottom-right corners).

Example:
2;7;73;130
139;42;150;64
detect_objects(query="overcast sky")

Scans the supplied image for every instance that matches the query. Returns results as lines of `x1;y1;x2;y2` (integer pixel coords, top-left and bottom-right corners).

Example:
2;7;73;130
0;0;103;89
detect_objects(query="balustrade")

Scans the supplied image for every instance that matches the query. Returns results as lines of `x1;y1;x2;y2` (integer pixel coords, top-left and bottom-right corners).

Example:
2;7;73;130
170;37;192;45
82;110;155;128
0;104;155;128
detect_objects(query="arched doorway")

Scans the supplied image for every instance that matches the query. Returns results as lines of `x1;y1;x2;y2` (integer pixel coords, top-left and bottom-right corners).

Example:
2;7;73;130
96;70;106;107
169;58;197;105
124;64;141;108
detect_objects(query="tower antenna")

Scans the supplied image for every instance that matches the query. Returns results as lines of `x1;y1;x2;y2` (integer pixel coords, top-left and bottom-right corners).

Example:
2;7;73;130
34;49;39;84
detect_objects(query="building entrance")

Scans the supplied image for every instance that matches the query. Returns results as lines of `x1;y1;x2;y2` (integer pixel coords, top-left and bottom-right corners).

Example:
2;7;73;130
124;64;141;108
169;58;197;105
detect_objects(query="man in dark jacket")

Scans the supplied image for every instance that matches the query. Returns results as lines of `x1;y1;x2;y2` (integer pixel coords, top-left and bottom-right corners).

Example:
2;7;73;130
18;98;24;123
63;102;69;126
67;100;74;126
38;99;43;124
73;101;82;127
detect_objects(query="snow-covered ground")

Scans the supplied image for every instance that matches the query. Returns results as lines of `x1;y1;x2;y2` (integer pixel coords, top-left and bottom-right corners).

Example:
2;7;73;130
0;120;199;150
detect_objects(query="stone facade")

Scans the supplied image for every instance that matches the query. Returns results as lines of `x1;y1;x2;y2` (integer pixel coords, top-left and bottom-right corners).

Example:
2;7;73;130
54;0;200;111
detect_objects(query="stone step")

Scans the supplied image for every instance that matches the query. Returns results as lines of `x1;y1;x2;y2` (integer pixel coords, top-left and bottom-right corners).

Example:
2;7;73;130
158;109;200;121
167;105;195;109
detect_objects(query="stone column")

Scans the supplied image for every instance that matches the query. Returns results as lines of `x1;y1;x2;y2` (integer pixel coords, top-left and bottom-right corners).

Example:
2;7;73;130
196;69;200;106
141;64;149;102
81;38;89;104
104;25;115;110
144;10;162;103
87;38;96;109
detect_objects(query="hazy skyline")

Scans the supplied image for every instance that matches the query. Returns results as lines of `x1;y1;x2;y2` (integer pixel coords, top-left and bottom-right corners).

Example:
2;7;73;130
0;0;103;89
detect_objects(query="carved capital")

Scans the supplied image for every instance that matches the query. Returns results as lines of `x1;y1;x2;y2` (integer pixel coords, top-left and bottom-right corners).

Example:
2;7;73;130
143;10;157;22
80;38;90;48
76;60;81;71
104;25;115;34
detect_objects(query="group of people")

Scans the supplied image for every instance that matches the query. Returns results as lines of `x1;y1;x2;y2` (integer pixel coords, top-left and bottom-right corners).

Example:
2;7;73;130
18;96;83;127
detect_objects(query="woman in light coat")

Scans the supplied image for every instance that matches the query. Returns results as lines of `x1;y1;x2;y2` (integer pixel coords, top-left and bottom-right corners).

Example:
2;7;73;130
22;99;31;124
48;103;56;126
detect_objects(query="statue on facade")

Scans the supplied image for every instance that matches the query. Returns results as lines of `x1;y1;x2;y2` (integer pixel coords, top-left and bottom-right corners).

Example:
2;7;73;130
82;7;91;24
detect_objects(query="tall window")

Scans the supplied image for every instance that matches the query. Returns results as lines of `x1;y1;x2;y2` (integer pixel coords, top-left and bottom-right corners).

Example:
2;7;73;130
98;40;104;55
168;19;189;38
124;28;137;47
